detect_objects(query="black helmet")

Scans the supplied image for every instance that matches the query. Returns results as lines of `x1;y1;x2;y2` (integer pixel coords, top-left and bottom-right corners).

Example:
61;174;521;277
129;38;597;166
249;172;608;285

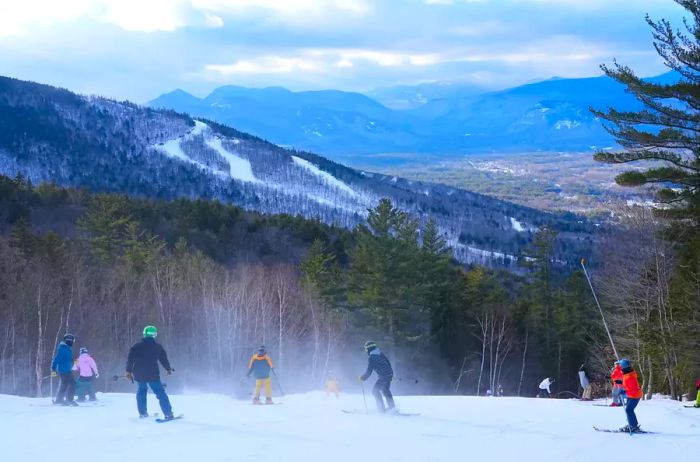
364;341;377;354
258;345;266;354
63;333;75;346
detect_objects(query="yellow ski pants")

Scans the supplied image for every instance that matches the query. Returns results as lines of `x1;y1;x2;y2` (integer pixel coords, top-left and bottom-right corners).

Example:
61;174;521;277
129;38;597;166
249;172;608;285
254;378;272;398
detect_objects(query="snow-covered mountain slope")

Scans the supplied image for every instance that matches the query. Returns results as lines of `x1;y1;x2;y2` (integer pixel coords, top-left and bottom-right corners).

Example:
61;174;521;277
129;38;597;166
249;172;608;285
3;392;699;462
0;75;594;267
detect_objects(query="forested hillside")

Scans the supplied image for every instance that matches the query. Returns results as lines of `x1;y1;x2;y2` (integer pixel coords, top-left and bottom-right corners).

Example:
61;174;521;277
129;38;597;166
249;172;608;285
0;176;603;398
0;75;594;268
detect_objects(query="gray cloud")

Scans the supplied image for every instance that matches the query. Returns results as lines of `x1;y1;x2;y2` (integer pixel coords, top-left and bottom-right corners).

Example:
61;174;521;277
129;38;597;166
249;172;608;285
0;0;687;102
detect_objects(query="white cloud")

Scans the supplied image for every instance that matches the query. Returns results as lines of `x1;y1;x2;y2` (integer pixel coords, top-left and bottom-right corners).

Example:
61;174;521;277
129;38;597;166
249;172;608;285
0;0;370;36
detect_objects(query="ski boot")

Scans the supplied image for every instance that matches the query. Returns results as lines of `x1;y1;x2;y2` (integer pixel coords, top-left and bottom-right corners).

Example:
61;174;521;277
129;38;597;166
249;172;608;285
252;397;262;405
76;397;86;403
139;413;149;418
618;425;630;432
162;414;175;421
630;425;642;433
63;401;79;407
265;397;274;405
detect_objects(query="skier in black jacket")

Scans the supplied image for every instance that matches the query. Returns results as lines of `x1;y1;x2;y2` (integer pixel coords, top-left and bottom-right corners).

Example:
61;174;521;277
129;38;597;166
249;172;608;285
126;325;175;419
359;341;395;413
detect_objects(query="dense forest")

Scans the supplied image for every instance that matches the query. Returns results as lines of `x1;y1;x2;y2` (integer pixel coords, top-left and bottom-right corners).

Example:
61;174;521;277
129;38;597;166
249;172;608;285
0;175;604;398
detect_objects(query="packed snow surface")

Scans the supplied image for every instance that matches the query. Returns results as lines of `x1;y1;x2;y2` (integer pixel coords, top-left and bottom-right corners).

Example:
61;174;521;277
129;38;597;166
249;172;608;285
206;137;258;183
3;392;699;462
292;156;356;196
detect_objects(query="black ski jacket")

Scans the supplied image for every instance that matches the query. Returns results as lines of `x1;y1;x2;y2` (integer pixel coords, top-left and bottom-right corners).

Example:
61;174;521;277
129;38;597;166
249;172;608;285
126;337;172;382
361;349;394;382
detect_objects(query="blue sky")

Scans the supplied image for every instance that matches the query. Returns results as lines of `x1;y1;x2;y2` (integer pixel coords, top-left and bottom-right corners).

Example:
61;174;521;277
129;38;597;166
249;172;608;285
0;0;687;102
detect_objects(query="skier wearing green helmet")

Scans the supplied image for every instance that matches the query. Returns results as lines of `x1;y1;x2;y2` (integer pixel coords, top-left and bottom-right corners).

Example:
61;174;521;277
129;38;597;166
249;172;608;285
126;325;175;419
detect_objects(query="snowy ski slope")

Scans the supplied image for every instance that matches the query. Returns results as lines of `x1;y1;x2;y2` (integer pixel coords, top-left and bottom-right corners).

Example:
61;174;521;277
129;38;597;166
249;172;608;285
3;392;699;462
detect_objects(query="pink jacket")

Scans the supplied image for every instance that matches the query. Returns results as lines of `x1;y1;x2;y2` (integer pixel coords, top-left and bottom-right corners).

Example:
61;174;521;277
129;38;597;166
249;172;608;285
72;353;99;377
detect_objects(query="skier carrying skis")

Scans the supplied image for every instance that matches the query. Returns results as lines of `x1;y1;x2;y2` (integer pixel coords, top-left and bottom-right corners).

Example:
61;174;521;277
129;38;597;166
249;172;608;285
126;325;175;419
73;347;99;402
359;341;395;413
610;361;624;407
51;333;77;406
538;377;554;398
578;363;592;401
247;345;275;405
618;358;643;433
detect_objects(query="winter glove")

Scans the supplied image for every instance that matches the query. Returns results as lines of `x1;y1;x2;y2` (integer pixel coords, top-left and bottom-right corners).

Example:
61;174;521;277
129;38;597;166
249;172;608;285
358;375;365;383
94;373;100;379
166;369;174;375
125;372;134;382
50;371;57;378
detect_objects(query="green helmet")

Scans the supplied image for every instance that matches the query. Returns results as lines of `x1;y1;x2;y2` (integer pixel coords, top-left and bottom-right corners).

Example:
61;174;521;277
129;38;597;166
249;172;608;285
364;341;377;354
143;325;158;338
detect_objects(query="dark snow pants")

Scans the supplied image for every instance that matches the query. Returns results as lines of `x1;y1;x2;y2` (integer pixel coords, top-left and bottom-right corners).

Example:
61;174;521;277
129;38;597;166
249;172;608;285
55;373;75;404
373;378;395;412
136;380;172;416
75;376;96;401
625;397;640;428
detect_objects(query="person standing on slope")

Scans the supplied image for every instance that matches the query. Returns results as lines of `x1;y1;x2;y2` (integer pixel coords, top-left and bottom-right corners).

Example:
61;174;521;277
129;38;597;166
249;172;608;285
326;371;340;399
359;341;395;413
247;346;275;405
618;358;643;433
694;378;700;408
126;326;175;419
578;363;592;401
538;377;555;398
73;347;99;402
610;361;624;407
51;333;78;406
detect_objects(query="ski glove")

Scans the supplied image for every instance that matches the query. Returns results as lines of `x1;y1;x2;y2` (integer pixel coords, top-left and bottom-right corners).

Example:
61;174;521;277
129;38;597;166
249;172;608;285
125;372;134;382
95;373;99;379
358;376;365;383
50;371;57;378
166;369;174;375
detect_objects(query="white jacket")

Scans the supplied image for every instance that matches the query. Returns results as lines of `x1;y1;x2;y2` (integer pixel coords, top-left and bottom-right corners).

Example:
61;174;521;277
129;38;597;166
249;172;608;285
539;378;553;392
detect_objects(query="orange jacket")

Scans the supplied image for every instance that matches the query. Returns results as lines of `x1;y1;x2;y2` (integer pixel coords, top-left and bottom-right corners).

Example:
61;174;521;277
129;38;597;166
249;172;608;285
622;369;642;399
611;365;623;386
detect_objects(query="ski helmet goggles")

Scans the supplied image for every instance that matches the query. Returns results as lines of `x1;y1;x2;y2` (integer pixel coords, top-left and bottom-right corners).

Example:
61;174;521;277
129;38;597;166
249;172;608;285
364;341;377;353
79;347;88;354
63;333;75;345
143;325;158;338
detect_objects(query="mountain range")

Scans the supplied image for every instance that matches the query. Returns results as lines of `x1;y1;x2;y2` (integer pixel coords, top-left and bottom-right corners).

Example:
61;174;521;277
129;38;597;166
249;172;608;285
0;75;593;267
149;72;675;166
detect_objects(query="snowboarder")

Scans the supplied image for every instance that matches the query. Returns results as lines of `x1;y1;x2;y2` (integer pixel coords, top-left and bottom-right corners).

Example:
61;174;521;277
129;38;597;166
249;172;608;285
51;333;77;406
247;345;275;404
618;358;643;433
537;377;554;398
578;363;592;401
693;378;700;408
73;347;99;402
326;371;340;398
125;325;175;419
610;361;624;407
359;341;395;413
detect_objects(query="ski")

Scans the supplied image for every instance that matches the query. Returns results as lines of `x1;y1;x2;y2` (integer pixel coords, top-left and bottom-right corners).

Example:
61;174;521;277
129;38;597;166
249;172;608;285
684;405;698;408
593;426;657;434
342;409;420;417
155;413;184;423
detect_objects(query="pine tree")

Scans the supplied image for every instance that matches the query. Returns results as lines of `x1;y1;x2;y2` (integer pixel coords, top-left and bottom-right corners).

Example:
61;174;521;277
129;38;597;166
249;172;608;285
591;0;700;220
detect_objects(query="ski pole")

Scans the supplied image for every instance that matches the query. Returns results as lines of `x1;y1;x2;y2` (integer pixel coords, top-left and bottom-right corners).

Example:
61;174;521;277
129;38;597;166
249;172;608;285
271;369;285;396
361;381;368;414
580;259;619;359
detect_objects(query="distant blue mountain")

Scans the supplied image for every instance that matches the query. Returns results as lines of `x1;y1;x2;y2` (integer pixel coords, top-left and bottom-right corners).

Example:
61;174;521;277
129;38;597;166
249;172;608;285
149;71;677;165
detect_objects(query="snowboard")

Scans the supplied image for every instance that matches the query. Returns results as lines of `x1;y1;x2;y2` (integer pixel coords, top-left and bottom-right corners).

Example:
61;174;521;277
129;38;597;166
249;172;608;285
593;426;656;434
155;413;184;423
